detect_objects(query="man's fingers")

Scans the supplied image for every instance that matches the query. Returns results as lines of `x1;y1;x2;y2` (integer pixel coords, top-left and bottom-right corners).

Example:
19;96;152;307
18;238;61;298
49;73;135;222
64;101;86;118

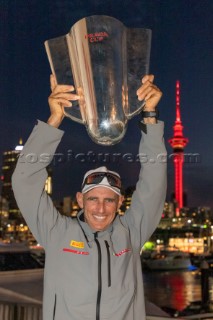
137;83;159;101
137;76;157;93
144;87;162;102
53;84;75;94
142;74;154;84
49;97;72;107
50;74;75;94
50;74;57;92
49;91;80;108
137;85;152;101
51;92;80;100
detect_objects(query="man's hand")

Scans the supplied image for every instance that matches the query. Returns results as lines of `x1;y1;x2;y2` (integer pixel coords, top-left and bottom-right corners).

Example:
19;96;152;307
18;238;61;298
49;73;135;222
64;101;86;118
47;74;80;128
136;74;162;124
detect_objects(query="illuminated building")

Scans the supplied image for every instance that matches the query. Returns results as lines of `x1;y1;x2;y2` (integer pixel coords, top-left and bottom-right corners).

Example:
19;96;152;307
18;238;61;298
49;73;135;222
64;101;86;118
0;196;9;238
1;139;24;221
0;139;52;237
169;81;188;215
120;186;135;214
45;169;53;196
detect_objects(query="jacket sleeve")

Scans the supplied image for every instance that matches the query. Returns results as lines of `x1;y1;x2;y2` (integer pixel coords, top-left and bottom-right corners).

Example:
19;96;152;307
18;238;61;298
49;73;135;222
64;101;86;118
12;120;65;248
122;121;167;249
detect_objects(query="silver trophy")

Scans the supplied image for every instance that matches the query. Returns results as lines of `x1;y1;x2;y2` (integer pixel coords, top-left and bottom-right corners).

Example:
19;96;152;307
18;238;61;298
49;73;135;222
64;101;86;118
45;15;151;145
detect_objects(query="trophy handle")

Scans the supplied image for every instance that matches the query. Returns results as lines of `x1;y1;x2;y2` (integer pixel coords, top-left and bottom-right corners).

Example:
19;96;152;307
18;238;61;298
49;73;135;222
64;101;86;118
44;36;84;124
124;28;152;119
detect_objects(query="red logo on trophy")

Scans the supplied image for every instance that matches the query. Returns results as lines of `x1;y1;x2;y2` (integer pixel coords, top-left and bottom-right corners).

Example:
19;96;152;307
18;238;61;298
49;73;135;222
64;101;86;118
85;32;109;43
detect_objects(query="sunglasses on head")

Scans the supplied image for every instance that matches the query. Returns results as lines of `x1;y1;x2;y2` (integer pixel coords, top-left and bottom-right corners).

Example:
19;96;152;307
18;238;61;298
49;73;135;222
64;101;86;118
82;172;121;189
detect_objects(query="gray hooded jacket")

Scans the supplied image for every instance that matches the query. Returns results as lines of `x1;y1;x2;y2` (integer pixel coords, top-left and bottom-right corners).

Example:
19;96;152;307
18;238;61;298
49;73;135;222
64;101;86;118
12;120;167;320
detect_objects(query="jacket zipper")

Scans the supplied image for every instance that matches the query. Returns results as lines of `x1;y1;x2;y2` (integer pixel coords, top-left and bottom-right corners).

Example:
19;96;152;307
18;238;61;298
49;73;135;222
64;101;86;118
104;240;111;287
95;233;102;320
53;294;56;319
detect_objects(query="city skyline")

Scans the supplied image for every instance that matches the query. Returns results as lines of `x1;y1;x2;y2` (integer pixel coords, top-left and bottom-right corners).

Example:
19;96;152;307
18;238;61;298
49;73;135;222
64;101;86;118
0;0;213;208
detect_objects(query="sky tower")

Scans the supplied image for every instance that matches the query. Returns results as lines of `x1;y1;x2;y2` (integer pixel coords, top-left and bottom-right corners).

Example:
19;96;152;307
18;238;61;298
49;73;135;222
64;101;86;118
169;81;188;215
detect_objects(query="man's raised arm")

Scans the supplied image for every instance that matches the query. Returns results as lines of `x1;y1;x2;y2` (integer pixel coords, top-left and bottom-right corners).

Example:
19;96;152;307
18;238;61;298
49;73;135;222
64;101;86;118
12;75;79;247
122;75;167;248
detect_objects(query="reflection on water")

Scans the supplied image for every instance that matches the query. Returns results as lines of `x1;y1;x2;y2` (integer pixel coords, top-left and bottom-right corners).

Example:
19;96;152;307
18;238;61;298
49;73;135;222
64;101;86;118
143;270;213;311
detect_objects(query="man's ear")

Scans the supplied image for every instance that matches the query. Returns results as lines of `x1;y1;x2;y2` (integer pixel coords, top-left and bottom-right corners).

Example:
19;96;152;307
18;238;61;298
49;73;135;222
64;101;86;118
76;192;84;209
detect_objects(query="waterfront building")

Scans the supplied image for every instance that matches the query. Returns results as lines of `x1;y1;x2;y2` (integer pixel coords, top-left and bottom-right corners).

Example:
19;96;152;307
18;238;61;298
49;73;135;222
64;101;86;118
1;139;23;223
0;196;9;239
0;139;53;241
62;196;80;217
70;199;80;216
120;186;135;214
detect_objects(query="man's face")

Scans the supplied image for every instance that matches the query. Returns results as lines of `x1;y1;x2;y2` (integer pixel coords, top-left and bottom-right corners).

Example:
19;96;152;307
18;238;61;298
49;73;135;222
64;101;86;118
76;187;123;231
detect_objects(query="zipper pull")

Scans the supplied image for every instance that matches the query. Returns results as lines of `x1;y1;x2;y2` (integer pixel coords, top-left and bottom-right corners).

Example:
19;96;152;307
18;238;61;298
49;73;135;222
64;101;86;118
104;240;111;287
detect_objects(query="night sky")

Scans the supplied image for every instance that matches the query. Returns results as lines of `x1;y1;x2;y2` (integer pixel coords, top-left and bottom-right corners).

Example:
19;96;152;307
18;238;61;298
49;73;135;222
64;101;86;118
0;0;213;208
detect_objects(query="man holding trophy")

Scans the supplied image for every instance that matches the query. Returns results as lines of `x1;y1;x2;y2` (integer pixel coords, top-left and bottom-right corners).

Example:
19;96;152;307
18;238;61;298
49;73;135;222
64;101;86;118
12;73;166;320
12;16;167;320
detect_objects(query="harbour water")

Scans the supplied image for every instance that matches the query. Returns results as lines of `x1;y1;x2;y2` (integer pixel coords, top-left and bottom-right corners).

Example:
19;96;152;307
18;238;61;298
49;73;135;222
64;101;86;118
143;269;213;312
1;268;213;313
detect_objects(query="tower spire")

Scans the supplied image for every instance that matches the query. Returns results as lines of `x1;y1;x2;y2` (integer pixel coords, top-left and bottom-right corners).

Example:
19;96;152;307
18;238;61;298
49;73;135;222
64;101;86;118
176;80;181;121
168;81;188;215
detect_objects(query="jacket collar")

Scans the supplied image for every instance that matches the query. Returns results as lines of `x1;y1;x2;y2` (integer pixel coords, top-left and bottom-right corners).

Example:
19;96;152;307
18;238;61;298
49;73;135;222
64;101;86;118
77;210;113;242
76;211;131;254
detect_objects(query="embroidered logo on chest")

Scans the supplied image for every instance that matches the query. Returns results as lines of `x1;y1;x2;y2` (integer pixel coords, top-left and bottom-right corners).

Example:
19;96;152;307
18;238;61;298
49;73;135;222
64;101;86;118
70;240;85;249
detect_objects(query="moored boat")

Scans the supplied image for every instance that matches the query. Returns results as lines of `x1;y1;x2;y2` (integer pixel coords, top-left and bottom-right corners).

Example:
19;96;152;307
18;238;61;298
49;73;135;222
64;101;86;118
144;249;192;271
